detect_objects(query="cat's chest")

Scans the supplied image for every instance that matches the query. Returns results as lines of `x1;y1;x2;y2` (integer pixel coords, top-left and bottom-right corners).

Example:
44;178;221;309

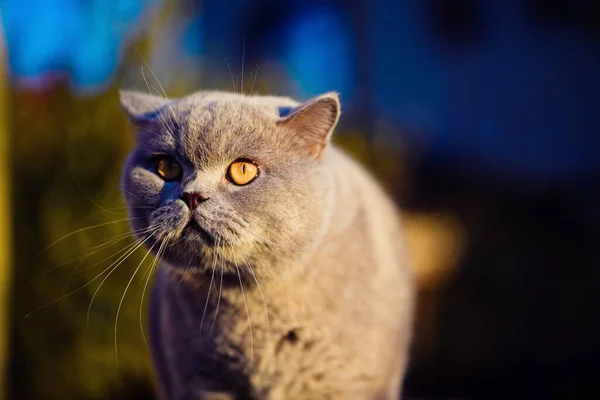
174;280;340;363
161;278;390;399
167;310;382;400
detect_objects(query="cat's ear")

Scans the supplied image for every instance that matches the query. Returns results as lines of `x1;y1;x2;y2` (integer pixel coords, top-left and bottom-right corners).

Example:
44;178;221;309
119;90;170;124
277;92;340;159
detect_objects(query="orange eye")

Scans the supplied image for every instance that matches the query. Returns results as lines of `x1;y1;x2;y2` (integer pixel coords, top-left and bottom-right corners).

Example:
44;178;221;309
227;160;259;186
156;156;183;182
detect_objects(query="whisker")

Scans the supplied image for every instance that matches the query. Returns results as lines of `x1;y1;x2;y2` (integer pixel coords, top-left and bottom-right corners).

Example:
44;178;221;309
200;237;219;335
210;240;225;337
136;50;179;139
136;51;175;112
241;251;270;342
50;223;161;291
76;205;157;222
119;187;150;202
86;233;155;327
138;66;176;135
250;64;260;96
24;233;151;318
145;64;175;117
140;236;169;352
230;245;253;363
114;238;159;364
73;224;161;278
69;169;123;216
138;232;171;283
57;224;154;294
130;121;163;136
226;59;237;93
177;256;193;288
38;223;156;281
89;224;158;252
241;39;246;94
34;217;144;260
60;227;149;296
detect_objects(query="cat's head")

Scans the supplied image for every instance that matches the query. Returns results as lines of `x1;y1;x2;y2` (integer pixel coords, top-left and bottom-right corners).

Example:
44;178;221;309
119;90;340;279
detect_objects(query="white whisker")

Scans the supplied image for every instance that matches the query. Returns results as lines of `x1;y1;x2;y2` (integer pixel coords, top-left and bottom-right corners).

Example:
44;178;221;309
241;39;245;94
58;223;161;287
140;236;169;352
43;223;158;285
241;251;270;342
136;49;178;133
114;238;158;364
250;64;260;96
34;217;143;259
200;237;219;335
60;227;154;295
226;59;237;93
25;232;153;318
230;245;253;363
86;233;154;327
178;256;193;288
210;240;225;337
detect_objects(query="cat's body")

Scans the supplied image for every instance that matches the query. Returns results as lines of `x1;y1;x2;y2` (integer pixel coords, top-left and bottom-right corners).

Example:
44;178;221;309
120;90;414;400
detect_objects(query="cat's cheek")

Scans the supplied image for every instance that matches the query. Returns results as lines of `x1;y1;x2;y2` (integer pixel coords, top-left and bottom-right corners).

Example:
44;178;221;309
130;168;164;192
123;168;167;219
161;181;180;191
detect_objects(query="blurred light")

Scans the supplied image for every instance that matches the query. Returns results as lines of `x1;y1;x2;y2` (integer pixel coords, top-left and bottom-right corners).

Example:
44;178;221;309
282;6;356;102
0;0;161;93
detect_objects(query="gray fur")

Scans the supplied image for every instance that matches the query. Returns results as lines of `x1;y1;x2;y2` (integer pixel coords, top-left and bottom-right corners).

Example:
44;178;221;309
120;89;415;399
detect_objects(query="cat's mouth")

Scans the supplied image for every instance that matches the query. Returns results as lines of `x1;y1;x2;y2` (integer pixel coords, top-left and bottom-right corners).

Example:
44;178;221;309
184;218;215;245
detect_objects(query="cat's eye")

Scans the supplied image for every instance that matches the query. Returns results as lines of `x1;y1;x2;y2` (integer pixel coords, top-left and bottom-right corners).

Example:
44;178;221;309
156;156;183;182
227;160;259;186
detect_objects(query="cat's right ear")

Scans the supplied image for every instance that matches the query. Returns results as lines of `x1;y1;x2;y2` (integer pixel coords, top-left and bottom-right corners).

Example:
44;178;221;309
277;92;341;159
119;90;170;125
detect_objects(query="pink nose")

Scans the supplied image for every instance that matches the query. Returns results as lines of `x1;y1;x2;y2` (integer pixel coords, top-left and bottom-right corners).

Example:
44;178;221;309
182;192;208;210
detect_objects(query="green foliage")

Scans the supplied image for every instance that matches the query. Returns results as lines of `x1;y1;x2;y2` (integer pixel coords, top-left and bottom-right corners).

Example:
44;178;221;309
12;86;154;399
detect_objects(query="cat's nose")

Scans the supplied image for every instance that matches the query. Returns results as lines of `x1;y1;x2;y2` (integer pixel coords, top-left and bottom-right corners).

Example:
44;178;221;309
182;192;208;210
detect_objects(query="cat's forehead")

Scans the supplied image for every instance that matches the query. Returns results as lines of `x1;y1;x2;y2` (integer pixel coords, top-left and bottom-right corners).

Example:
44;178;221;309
175;92;297;122
165;98;288;165
178;99;271;132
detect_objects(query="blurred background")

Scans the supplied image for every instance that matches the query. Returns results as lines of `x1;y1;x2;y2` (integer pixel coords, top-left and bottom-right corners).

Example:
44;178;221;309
1;0;599;399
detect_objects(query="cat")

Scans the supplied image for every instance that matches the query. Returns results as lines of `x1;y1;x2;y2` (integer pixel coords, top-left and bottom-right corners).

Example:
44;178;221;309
119;89;415;400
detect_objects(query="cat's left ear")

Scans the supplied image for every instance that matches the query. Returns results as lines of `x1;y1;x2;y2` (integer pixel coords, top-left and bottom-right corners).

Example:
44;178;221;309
119;90;171;125
277;92;340;159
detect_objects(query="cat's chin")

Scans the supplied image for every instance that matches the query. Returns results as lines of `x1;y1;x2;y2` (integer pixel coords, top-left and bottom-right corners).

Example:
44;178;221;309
184;219;216;246
159;253;213;274
162;261;255;288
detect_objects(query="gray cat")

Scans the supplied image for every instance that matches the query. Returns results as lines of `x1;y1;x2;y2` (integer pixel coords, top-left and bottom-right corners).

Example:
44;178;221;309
119;90;415;400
